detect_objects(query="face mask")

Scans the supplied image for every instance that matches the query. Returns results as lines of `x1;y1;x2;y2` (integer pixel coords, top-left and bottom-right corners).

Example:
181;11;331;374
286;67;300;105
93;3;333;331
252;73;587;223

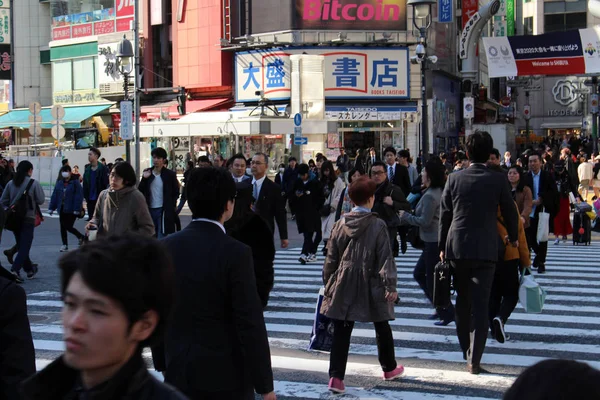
279;168;285;173
246;168;252;175
62;172;70;178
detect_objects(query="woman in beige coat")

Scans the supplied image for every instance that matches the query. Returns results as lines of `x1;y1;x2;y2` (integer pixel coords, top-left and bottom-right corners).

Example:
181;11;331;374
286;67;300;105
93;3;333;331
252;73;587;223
321;176;403;395
86;162;155;237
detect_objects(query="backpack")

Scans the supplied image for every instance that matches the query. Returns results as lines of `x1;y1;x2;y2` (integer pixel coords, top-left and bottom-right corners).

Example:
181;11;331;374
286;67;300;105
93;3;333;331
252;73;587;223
5;180;35;232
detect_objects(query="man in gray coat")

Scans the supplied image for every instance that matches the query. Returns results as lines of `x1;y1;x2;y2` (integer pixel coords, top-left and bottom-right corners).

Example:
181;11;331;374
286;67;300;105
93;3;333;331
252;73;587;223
439;131;519;375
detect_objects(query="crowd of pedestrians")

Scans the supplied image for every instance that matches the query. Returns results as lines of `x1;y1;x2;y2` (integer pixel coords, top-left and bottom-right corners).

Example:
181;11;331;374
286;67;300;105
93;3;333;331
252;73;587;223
0;134;598;399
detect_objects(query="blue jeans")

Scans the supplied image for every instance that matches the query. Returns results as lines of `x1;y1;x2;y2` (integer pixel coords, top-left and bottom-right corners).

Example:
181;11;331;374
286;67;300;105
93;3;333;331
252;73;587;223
149;207;164;238
13;222;35;274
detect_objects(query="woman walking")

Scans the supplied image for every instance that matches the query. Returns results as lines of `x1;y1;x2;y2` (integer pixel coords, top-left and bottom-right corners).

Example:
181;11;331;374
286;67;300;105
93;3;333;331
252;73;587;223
399;159;455;326
507;166;533;230
86;162;154;237
0;161;45;282
49;165;85;252
335;168;362;221
322;176;404;394
320;161;345;256
553;161;578;244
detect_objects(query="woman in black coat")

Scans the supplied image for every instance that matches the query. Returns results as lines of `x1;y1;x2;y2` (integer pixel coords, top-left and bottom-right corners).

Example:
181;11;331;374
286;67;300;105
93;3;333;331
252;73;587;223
224;181;275;308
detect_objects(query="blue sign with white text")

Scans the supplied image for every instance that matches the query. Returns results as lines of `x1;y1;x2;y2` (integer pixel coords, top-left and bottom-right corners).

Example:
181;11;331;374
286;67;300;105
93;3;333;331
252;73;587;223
439;0;453;23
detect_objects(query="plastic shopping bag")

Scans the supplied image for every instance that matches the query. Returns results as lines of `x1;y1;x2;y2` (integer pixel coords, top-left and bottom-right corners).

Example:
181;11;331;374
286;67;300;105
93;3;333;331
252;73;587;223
518;270;547;313
308;288;335;352
536;207;550;243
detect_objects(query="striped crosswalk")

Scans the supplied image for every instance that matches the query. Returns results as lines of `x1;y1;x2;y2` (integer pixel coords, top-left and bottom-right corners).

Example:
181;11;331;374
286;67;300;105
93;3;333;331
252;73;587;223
27;242;600;399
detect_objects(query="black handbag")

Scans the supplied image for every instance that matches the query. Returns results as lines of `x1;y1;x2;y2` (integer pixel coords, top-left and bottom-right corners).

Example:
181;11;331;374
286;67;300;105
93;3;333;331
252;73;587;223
433;261;454;309
407;225;425;250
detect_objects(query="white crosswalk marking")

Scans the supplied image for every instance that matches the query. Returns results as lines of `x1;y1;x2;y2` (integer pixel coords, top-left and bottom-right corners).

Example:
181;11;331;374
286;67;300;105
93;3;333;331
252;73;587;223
27;242;600;399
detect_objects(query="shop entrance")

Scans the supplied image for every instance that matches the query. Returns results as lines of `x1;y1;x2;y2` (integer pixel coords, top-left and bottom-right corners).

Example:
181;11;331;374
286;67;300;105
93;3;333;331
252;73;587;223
340;126;406;159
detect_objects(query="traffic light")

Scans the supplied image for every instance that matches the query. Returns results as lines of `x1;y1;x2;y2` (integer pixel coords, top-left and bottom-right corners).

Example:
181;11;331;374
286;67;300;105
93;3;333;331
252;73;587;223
177;88;186;115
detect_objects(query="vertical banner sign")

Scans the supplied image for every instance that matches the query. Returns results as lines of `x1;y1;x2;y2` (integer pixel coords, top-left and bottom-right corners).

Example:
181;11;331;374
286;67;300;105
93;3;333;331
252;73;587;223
506;0;515;36
0;8;10;44
0;44;10;80
439;0;453;23
494;0;506;37
120;101;133;140
462;0;478;28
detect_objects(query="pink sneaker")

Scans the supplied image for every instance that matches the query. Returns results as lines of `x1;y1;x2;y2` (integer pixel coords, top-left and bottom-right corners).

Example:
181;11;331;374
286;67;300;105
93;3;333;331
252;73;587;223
383;365;405;381
328;377;345;394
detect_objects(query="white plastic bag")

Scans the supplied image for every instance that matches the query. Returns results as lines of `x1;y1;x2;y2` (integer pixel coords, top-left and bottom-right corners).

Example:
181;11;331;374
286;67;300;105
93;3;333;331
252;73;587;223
536;207;549;243
519;271;547;313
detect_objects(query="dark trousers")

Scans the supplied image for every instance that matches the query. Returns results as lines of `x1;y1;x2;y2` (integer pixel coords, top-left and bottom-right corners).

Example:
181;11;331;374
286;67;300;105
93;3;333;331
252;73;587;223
87;199;97;220
302;230;322;255
150;207;164;238
489;259;520;325
12;222;35;274
387;227;398;256
59;212;83;246
329;320;396;379
452;260;495;367
526;216;547;267
415;242;455;320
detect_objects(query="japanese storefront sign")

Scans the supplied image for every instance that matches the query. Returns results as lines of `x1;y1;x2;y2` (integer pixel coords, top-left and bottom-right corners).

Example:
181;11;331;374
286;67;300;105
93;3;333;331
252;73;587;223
98;42;133;93
51;0;133;42
438;0;453;23
235;48;409;102
506;0;514;37
462;0;478;29
294;0;407;31
324;106;417;121
483;28;600;78
0;44;10;80
54;89;101;105
0;8;10;44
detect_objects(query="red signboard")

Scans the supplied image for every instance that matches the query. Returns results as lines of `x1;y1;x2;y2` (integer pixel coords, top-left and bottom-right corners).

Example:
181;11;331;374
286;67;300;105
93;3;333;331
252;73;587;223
72;23;93;38
116;17;133;32
52;26;71;41
94;20;115;35
116;0;134;18
462;0;478;28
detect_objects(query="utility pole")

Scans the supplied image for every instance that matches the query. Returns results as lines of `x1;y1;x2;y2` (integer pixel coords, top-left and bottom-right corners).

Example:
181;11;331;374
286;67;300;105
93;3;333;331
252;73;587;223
592;76;598;156
134;0;141;177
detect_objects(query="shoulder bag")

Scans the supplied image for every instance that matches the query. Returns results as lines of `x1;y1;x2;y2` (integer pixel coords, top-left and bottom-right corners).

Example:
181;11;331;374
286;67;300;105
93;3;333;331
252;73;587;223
5;180;35;232
433;260;454;309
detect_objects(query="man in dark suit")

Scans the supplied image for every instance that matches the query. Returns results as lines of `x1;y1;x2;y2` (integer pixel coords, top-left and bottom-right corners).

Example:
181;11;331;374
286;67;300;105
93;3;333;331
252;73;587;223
524;151;559;274
439;131;519;375
383;147;411;197
366;147;380;175
157;167;276;400
251;153;289;248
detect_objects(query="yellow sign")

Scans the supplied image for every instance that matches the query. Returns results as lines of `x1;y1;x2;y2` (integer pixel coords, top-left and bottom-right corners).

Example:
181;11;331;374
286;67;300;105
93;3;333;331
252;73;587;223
53;89;101;105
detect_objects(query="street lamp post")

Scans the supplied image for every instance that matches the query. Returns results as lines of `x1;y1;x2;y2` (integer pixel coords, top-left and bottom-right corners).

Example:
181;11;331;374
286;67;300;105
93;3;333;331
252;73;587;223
408;0;437;163
116;35;134;163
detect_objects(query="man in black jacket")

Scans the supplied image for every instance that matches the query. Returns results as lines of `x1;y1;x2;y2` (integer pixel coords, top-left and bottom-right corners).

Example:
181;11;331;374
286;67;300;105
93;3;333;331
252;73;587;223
292;163;324;264
251;153;289;248
370;161;411;256
0;270;34;400
21;235;187;400
82;147;109;221
336;148;350;182
139;148;180;238
157;167;276;400
524;151;559;274
439;131;519;375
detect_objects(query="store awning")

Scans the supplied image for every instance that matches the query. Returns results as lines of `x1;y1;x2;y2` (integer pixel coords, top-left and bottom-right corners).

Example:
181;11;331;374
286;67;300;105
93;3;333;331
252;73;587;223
142;97;233;120
540;122;582;129
0;104;112;129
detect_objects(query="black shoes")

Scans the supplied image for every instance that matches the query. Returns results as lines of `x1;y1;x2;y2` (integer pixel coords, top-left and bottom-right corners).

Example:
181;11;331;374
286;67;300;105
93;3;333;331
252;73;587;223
434;317;455;326
4;250;13;265
467;364;489;375
27;265;39;280
492;317;506;344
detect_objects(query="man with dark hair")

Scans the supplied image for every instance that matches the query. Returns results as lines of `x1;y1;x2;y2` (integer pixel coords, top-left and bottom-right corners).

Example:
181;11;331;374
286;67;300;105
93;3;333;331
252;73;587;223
292;163;324;264
197;156;212;168
283;157;299;218
83;147;109;221
213;154;225;168
524;151;559;274
366;147;380;175
139;147;180;238
489;148;501;167
336;148;350;182
439;131;519;375
22;235;187;399
251;153;289;248
229;153;251;182
370;161;411;256
383;147;411;197
155;167;276;400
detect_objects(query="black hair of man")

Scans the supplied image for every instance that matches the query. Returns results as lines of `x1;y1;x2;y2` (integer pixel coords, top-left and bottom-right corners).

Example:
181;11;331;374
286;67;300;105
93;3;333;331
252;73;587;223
466;131;494;163
228;153;247;168
62;159;69;166
151;147;168;160
491;148;500;159
398;149;411;159
89;147;101;158
186;167;236;221
383;147;397;156
370;161;388;174
254;152;269;165
288;157;297;163
297;163;309;175
112;161;138;187
528;150;542;161
59;234;174;348
197;155;211;165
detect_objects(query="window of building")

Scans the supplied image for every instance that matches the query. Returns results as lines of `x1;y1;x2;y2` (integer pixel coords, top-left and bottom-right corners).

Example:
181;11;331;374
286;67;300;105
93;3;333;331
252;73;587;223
524;16;534;35
544;12;586;33
73;58;96;90
52;60;72;92
52;57;97;92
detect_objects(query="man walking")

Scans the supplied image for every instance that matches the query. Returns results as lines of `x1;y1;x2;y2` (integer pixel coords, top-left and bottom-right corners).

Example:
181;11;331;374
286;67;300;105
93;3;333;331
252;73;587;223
383;147;411;197
439;131;519;375
251;153;289;248
156;167;276;400
229;153;252;183
82;147;108;220
524;151;559;274
138;147;180;238
336;148;350;182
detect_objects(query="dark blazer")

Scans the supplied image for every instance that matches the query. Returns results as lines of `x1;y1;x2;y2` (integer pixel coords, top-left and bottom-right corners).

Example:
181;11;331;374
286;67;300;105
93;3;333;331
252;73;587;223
388;163;412;197
82;163;109;201
523;170;559;218
372;181;411;226
0;275;35;400
439;164;519;262
157;222;274;398
291;178;324;233
138;167;180;235
366;155;380;175
255;177;288;240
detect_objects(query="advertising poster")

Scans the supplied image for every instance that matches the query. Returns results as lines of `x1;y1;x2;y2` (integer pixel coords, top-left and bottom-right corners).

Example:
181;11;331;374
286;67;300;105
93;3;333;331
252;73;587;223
293;0;407;31
484;28;600;77
0;44;10;80
462;0;478;28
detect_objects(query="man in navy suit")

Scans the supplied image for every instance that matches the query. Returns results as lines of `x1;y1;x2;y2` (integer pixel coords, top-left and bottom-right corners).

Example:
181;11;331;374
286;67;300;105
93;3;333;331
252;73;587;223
228;153;252;183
